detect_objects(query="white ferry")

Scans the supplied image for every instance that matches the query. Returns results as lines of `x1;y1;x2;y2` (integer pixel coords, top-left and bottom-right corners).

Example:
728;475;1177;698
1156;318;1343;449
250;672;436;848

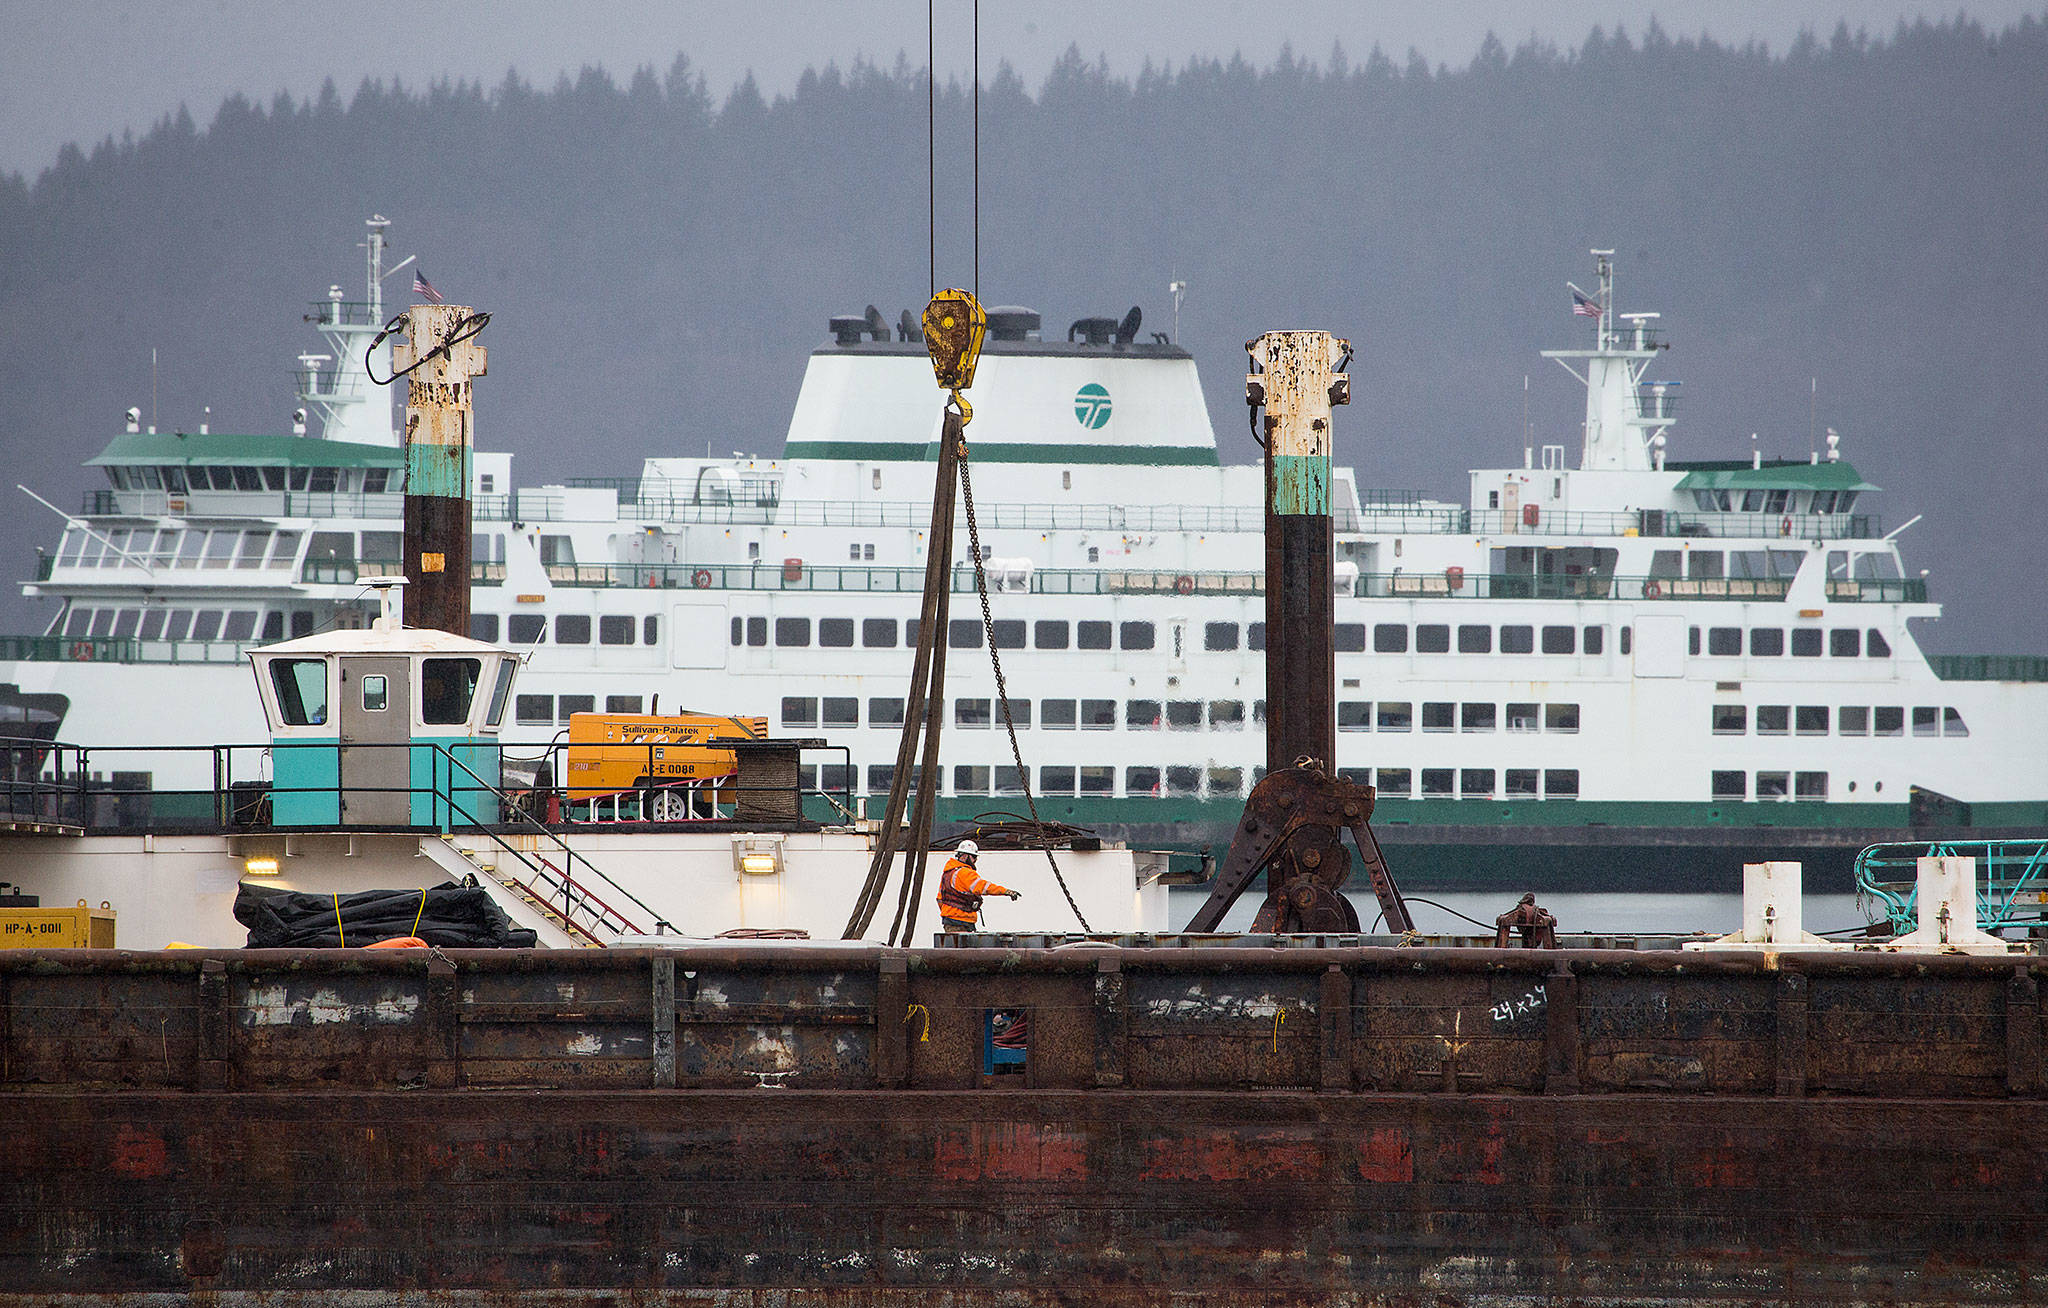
5;220;2043;889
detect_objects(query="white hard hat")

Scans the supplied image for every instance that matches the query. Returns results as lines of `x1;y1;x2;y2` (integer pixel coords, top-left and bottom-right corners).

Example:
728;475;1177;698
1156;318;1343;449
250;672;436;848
956;839;979;858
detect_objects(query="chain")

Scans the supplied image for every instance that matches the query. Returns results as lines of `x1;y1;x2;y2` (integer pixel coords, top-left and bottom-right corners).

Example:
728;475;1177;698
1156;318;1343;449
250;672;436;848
956;439;1092;933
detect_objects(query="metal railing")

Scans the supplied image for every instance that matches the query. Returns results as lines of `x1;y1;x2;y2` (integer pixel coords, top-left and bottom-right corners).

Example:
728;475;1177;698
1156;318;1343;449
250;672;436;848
79;489;513;521
1928;654;2048;683
1854;839;2048;939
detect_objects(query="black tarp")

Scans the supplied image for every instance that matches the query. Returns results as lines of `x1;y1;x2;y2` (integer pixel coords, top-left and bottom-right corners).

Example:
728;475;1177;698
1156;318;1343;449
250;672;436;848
234;881;539;949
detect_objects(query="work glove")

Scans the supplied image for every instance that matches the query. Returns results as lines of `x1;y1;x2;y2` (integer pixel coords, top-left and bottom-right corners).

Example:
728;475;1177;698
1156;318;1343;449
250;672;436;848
1006;890;1021;900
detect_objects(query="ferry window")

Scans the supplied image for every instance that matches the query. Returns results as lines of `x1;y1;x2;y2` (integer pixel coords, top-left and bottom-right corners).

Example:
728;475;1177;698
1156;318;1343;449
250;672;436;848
990;619;1026;649
605;695;642;715
361;675;389;712
1087;547;1100;563
1208;767;1244;797
1254;700;1267;725
1708;627;1741;656
861;618;897;648
1796;706;1830;736
1336;623;1366;653
1205;622;1239;652
1648;550;1683;579
869;698;904;727
62;607;90;636
782;698;818;728
1688;627;1701;656
1210;700;1245;730
486;661;517;727
421;659;481;724
191;610;224;641
1750;628;1784;656
1838;707;1869;735
1812;491;1838;514
202;532;237;569
1791;629;1822;658
1420;769;1455;798
515;695;553;725
361;468;390;494
1120;621;1155;651
1507;702;1539;733
539;535;575;566
956;699;991;729
1620;626;1632;655
1077;621;1112;650
1373;623;1408;653
1873;706;1904;737
643;616;659;645
1416;624;1450;653
291;612;314;639
819;764;852;794
1377;702;1412;732
1545;703;1581;733
866;766;895;794
163;610;193;640
818;619;854;648
1034;620;1069;649
1544;625;1578;654
232;466;261;491
113;609;141;638
599;615;634;646
1795;772;1829;800
1713;705;1747;735
994;767;1025;795
551;615;589;645
1712;771;1746;801
1461;703;1497;732
949;619;983;649
1827;628;1859;658
58;529;88;568
1081;766;1115;795
1041;700;1077;730
1126;767;1161;796
1505;769;1538;798
1756;705;1790;736
1166;701;1202;731
223;611;257;641
360;532;401;565
1338;701;1371;731
270;659;329;726
1688;552;1724;580
746;617;767;647
1248;623;1266;651
1421;702;1454;732
1165;767;1200;797
1376;768;1411;797
1081;699;1116;730
508;614;546;645
1544;769;1580;799
306;467;338;494
1912;707;1939;737
954;766;990;795
236;530;272;568
90;609;116;637
1040;767;1077;796
1944;708;1970;738
1127;700;1162;730
1757;771;1790;800
774;617;811;647
1002;698;1031;728
1457;624;1492;654
1501;625;1535;654
822;697;858;727
139;610;166;639
1866;629;1892;658
1763;489;1789;514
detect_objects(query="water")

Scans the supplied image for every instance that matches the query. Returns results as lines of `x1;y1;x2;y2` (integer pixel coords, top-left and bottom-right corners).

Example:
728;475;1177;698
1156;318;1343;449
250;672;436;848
1165;885;1877;937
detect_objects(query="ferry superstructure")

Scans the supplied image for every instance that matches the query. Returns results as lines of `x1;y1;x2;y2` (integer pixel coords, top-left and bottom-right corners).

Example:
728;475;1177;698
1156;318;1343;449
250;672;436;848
5;223;2043;887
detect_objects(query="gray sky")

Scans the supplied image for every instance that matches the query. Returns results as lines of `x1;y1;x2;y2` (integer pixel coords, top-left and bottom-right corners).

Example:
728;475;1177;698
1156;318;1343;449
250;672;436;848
4;0;2041;177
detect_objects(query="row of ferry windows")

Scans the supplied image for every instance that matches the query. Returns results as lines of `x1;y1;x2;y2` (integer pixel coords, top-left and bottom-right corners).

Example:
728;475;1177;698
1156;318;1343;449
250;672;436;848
733;616;1613;656
104;465;393;494
774;696;1582;734
58;527;304;570
1690;626;1891;658
1710;704;1969;737
470;614;660;647
804;764;1581;801
62;605;307;641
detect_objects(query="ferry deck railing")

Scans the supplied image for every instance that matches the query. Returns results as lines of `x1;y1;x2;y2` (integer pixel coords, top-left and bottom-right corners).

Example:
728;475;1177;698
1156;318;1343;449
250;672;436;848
1854;839;2048;938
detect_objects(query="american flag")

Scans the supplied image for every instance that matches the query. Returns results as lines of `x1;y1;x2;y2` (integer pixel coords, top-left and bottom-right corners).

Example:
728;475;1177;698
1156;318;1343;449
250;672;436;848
413;270;443;304
1571;289;1601;318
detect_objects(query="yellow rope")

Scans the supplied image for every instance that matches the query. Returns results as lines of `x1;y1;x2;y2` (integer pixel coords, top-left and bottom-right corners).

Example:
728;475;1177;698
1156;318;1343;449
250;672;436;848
333;892;345;949
905;1003;931;1043
1272;1008;1286;1052
410;888;428;938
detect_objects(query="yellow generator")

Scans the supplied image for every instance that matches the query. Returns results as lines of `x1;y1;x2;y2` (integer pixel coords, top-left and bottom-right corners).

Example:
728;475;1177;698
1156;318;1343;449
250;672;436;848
561;711;767;822
0;900;116;949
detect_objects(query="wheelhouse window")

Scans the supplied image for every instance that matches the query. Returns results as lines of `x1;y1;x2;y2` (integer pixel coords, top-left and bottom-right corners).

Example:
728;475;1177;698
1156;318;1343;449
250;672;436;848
420;658;481;725
270;659;329;726
484;662;517;728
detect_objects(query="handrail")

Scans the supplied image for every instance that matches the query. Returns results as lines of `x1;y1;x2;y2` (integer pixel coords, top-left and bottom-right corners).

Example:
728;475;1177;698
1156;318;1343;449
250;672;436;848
1853;839;2048;937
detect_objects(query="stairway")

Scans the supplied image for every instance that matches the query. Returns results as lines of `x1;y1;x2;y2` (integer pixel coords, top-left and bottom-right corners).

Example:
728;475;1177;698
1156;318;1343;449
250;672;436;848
417;837;613;949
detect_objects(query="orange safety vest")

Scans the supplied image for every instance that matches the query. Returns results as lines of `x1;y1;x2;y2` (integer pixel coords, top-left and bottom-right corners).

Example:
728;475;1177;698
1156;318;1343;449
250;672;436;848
936;857;1012;924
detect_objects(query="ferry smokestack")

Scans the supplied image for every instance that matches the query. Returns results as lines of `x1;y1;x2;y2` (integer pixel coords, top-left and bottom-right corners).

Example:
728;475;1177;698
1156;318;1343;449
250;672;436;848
391;304;489;637
1246;330;1350;774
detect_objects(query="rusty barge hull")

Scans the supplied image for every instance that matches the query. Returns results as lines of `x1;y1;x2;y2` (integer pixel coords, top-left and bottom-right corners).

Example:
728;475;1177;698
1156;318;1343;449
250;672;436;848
5;946;2046;1305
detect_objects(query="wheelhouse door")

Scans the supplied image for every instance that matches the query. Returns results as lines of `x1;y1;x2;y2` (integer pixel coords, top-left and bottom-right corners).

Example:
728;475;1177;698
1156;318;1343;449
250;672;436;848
339;656;412;825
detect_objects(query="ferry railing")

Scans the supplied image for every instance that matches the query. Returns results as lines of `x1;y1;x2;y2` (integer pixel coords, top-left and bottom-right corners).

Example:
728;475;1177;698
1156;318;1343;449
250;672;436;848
78;490;513;521
1854;839;2048;939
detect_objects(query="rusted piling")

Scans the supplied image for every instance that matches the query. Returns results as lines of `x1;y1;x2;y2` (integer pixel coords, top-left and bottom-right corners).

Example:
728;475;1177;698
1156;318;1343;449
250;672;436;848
393;303;488;637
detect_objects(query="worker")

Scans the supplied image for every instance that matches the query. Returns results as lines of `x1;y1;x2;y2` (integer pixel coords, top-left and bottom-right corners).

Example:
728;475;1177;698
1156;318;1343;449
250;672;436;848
935;839;1019;933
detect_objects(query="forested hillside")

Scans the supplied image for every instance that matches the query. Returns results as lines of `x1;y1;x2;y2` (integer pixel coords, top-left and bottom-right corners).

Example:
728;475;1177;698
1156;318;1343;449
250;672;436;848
1;15;2043;648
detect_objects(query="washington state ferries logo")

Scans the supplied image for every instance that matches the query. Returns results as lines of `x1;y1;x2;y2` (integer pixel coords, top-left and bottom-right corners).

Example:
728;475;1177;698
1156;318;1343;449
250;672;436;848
1073;383;1112;430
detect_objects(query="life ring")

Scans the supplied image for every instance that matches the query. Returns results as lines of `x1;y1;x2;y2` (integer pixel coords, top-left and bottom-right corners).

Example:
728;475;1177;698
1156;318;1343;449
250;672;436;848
1174;575;1195;595
1779;516;1792;537
69;641;94;661
691;569;713;590
1642;580;1662;599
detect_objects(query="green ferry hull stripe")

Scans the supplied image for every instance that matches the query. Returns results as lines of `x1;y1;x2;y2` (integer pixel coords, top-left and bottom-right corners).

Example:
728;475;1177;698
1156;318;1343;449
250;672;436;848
783;440;1219;466
1271;453;1330;514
